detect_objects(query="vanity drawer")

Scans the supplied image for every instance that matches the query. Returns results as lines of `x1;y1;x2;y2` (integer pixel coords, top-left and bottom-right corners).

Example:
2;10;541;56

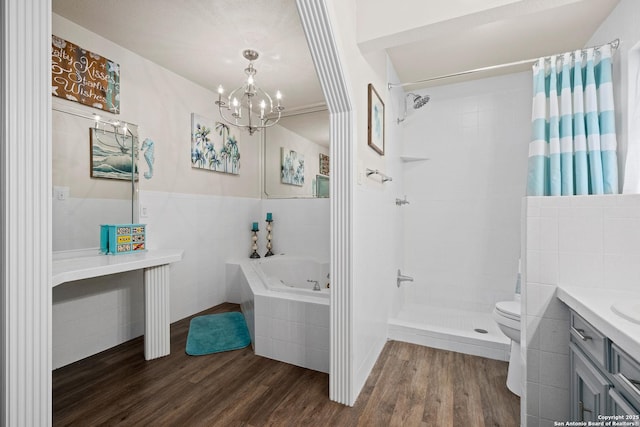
611;343;640;410
570;312;607;367
608;388;639;416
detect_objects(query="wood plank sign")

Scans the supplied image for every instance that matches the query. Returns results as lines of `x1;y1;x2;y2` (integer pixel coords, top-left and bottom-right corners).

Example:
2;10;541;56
51;35;120;113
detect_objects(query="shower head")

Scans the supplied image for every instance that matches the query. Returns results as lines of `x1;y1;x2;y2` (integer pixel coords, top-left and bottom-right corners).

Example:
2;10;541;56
397;92;430;124
411;93;430;109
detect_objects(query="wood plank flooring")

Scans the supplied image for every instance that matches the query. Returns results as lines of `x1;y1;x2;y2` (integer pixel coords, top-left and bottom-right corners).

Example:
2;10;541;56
53;303;520;426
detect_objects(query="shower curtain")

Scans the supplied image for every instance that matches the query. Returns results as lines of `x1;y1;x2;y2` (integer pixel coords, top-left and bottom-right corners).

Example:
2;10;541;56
527;45;618;196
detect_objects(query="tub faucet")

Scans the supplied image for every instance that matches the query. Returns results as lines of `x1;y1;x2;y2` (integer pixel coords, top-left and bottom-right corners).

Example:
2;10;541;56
307;279;321;291
396;269;414;287
395;195;410;206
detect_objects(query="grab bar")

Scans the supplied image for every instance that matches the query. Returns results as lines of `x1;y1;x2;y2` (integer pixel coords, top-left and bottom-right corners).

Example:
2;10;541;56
366;168;392;183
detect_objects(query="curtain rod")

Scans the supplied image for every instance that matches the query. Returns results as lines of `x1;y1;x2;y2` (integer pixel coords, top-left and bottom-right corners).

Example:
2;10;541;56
388;38;620;90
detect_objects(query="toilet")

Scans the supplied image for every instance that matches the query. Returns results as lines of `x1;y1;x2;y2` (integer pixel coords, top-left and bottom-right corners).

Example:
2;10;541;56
493;298;522;396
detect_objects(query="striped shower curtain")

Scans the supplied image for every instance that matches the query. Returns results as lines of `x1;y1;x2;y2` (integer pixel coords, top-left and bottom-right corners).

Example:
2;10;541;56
527;45;618;196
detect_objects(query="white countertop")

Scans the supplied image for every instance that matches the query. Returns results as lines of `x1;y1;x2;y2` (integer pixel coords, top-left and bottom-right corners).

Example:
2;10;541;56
52;248;184;287
557;285;640;359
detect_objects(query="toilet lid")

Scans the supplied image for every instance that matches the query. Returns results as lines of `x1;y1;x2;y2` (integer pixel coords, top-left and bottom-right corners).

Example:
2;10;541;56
495;300;521;321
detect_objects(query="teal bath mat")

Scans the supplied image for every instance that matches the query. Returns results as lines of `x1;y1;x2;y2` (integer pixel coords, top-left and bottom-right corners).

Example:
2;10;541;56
185;311;251;356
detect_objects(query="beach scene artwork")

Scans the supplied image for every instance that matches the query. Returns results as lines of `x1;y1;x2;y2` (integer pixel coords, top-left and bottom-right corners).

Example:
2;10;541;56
90;128;138;180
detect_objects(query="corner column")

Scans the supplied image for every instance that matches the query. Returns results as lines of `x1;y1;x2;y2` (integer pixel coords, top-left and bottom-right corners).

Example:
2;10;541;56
144;264;171;359
1;0;52;424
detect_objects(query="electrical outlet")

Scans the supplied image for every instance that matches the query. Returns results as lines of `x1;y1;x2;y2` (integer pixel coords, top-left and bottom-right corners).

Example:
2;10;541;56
139;205;149;218
53;186;69;201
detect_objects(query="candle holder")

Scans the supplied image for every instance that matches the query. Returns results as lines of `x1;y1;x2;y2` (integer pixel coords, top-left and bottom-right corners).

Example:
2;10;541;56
265;220;274;257
250;228;260;259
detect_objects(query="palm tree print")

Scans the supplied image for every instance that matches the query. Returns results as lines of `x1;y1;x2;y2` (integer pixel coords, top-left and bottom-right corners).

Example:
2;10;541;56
192;122;211;168
191;115;240;174
226;135;240;173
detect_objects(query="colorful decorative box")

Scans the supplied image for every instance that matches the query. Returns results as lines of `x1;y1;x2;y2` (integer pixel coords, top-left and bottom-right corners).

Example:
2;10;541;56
100;224;146;255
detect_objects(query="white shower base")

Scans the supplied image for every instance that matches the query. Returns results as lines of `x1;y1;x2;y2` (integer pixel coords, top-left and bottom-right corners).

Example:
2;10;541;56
388;303;510;361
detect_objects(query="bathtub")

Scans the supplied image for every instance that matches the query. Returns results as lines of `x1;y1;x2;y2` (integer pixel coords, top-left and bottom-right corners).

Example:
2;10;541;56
234;254;330;373
253;255;330;298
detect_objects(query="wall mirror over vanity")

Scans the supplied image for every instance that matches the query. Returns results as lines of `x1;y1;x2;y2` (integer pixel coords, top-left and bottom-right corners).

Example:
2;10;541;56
53;99;139;253
52;99;182;366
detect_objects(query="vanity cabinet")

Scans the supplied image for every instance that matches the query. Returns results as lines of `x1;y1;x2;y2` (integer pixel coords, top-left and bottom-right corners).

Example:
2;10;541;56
570;341;610;421
569;311;640;420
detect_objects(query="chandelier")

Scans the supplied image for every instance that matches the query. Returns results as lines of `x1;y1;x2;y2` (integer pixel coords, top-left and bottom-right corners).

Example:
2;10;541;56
215;49;284;135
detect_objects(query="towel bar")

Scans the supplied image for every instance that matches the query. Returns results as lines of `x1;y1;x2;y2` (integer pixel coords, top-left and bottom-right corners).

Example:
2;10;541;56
365;168;392;183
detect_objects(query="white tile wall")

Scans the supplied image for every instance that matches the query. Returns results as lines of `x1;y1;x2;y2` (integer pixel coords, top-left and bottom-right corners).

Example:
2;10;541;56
53;190;329;369
251;288;330;373
52;191;258;368
260;198;330;261
52;271;144;369
401;72;531;314
523;194;640;425
53;197;132;251
140;191;261;320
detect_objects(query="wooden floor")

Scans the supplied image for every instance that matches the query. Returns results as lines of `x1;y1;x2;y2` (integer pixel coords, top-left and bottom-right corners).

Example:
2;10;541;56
53;303;520;426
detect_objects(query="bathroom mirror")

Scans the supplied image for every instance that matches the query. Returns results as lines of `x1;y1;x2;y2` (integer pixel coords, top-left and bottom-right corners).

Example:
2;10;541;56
263;108;330;199
52;100;138;252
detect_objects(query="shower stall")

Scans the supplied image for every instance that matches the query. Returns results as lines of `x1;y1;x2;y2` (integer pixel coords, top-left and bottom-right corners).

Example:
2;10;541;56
388;71;532;361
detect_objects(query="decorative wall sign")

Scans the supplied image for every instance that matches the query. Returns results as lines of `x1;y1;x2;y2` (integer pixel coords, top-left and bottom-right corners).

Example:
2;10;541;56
191;113;241;175
367;83;385;155
319;153;329;176
90;128;137;180
281;148;305;186
51;35;120;113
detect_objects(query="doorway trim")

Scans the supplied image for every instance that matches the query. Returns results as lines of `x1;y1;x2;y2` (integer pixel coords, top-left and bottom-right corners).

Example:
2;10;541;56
296;0;355;405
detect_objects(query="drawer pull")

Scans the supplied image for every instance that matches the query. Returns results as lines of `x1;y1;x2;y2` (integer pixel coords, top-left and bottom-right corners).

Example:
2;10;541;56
615;373;640;400
572;327;592;341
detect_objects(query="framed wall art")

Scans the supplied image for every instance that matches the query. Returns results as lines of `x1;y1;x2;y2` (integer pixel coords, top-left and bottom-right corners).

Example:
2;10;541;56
319;153;329;176
367;83;385;155
191;113;240;175
281;148;305;186
90;128;137;180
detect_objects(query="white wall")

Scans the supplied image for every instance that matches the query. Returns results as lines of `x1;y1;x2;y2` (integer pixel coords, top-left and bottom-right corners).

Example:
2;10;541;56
399;72;530;315
51;12;330;367
326;0;400;402
260;198;330;261
264;123;329;198
51;14;264;368
52;13;262;250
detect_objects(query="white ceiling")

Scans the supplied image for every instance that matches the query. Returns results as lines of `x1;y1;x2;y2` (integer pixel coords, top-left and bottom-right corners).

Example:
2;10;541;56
52;0;325;112
383;0;621;89
52;0;620;142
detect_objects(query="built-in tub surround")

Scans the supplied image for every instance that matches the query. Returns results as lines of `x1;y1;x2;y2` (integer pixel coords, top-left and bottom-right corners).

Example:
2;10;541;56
253;255;330;297
233;255;330;373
